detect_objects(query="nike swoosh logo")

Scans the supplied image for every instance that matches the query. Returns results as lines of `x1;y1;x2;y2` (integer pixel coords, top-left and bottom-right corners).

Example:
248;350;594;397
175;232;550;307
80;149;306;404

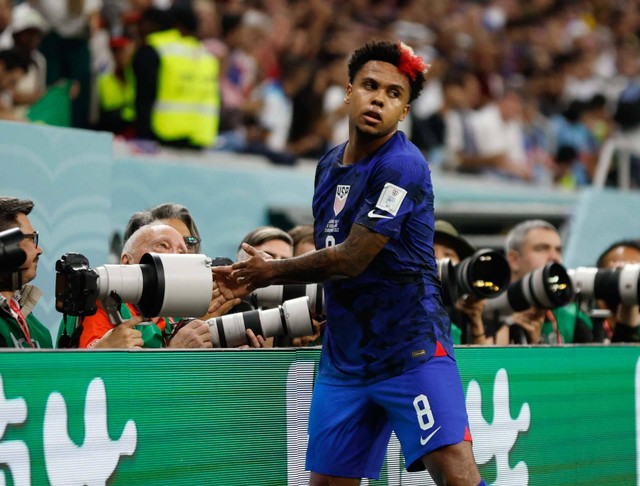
420;425;441;446
367;209;394;219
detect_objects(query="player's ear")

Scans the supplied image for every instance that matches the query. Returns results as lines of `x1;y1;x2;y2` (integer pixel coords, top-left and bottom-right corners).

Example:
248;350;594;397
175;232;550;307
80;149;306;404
399;104;410;121
344;84;352;104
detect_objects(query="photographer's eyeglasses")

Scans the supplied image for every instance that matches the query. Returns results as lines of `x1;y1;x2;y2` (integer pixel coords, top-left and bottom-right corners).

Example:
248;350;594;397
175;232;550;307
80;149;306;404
24;231;39;248
183;235;201;250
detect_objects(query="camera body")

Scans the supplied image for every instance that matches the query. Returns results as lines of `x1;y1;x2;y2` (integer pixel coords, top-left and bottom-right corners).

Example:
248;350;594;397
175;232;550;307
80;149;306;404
438;249;511;306
0;228;27;291
55;253;100;316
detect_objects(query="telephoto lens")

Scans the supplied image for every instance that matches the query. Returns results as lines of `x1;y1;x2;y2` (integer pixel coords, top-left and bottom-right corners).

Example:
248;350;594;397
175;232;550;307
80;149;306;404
438;249;511;307
568;264;640;306
207;296;314;347
251;283;325;317
483;262;575;318
55;252;215;320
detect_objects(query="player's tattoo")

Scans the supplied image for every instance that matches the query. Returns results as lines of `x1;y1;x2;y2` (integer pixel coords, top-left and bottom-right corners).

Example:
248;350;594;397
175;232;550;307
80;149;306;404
271;224;389;283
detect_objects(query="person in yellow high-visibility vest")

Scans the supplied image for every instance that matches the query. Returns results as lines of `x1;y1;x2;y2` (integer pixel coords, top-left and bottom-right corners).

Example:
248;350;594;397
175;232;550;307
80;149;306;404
96;36;136;137
133;6;220;149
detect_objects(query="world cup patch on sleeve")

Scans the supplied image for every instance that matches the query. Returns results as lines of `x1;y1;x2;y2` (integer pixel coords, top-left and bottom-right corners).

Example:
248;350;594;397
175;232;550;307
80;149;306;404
375;183;407;216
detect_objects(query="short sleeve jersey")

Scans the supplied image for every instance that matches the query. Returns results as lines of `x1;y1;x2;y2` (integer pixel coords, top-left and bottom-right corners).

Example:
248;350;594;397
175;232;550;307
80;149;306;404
312;131;452;385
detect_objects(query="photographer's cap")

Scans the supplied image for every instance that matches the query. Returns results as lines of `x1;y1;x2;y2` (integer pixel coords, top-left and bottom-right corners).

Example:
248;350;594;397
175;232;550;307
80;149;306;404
434;220;475;260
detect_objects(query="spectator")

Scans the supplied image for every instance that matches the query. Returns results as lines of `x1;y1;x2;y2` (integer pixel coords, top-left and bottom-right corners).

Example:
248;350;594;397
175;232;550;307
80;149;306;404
504;219;593;345
0;197;52;348
9;3;48;118
133;5;220;149
422;68;480;169
73;223;212;348
31;0;102;128
95;36;135;137
549;99;597;186
593;240;640;343
467;88;533;181
318;54;350;150
217;12;258;134
249;55;315;156
0;48;29;120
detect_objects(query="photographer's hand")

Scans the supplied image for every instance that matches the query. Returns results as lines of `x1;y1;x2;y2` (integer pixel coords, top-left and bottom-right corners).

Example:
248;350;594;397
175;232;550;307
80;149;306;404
455;295;489;344
511;307;546;344
168;319;213;349
240;329;266;349
291;319;325;347
93;317;144;349
616;304;640;328
200;283;242;319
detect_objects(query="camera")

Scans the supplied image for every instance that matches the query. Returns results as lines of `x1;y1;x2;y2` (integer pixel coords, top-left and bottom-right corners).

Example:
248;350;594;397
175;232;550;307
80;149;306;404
483;262;575;318
568;265;640;306
438;249;511;306
55;252;214;323
0;228;27;291
250;283;325;318
207;296;313;347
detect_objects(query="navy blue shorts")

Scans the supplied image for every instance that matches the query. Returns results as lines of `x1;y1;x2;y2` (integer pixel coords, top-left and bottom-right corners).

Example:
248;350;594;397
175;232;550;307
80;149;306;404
305;356;471;479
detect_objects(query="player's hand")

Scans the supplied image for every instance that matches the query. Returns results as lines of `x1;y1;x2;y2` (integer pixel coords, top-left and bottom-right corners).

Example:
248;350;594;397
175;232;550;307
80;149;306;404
230;243;276;290
93;317;145;349
168;319;213;349
212;244;274;296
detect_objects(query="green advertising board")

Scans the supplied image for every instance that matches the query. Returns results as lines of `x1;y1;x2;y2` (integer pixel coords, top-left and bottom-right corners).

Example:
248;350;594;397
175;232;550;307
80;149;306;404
0;346;638;485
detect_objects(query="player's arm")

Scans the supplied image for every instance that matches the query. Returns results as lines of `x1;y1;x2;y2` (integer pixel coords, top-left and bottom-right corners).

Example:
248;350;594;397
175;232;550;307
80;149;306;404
216;224;388;293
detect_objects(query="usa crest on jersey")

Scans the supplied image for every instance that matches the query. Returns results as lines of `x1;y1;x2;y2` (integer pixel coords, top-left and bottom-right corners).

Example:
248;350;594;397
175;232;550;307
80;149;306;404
333;185;350;216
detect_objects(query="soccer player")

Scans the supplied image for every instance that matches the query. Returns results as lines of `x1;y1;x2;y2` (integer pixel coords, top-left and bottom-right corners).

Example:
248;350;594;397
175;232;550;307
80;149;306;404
214;41;485;485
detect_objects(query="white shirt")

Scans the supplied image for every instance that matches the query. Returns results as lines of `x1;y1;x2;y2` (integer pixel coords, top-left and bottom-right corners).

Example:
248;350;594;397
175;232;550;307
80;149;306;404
32;0;102;38
471;103;526;165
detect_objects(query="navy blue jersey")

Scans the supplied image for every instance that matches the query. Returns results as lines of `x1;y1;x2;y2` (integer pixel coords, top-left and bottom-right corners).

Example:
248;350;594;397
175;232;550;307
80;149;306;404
313;131;453;385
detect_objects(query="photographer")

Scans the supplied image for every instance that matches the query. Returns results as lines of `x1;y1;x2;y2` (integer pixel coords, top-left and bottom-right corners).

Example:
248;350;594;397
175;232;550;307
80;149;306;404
434;220;507;345
123;202;203;254
503;219;593;344
593;240;640;343
0;197;52;348
63;222;262;349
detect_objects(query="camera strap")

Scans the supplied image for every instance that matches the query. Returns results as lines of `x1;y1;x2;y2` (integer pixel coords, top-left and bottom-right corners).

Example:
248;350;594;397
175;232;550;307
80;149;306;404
545;309;564;345
8;299;33;348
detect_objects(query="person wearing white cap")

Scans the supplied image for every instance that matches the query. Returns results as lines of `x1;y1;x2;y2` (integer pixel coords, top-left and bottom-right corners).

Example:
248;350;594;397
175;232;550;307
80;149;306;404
10;3;48;116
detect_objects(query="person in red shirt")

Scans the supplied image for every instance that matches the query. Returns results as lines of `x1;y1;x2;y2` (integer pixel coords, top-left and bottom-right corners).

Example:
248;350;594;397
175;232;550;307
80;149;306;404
79;222;213;349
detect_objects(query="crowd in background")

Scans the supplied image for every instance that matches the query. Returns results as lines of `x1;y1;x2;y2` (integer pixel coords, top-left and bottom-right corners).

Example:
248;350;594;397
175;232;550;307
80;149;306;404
1;0;640;187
